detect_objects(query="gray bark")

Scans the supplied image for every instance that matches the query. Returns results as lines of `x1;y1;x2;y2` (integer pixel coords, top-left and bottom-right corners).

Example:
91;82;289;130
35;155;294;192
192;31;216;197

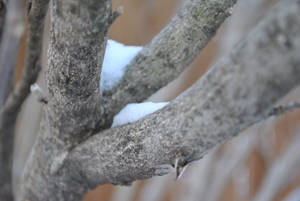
0;1;24;200
65;0;300;191
101;0;237;129
45;0;111;145
0;0;23;108
19;0;112;200
0;1;49;200
19;0;300;201
0;0;7;42
19;0;238;200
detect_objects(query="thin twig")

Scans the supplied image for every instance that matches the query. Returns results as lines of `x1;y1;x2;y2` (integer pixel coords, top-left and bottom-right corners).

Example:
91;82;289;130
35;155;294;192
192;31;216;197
268;102;300;117
108;7;123;25
175;150;218;201
30;83;48;104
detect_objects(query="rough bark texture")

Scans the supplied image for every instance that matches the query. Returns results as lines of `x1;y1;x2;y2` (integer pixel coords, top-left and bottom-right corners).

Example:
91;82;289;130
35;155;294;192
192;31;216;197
19;0;300;201
100;0;237;129
19;0;238;199
19;0;112;200
64;0;300;189
45;0;110;145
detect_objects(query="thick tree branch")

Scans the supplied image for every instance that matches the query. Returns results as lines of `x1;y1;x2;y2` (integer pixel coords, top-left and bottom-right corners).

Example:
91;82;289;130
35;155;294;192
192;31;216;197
63;0;300;189
100;0;237;129
45;0;111;145
20;0;300;200
19;0;112;200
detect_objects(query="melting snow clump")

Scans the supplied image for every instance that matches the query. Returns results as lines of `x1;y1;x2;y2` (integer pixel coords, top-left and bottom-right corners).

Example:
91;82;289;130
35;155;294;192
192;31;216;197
101;40;143;92
112;102;169;127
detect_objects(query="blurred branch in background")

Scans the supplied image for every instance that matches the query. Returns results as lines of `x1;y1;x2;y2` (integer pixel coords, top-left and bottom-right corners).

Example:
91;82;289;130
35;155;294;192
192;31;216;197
0;0;49;200
0;0;24;108
0;0;25;200
253;130;300;201
3;0;49;120
0;0;7;41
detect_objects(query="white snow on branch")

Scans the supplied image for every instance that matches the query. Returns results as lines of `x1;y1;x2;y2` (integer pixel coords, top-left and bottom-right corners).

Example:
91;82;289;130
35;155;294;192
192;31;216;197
100;40;143;92
112;102;169;128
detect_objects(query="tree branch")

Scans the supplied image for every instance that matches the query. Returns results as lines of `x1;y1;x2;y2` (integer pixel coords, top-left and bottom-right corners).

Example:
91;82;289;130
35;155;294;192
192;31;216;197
64;0;300;189
0;0;49;200
0;0;7;42
267;102;300;117
0;0;24;109
19;0;300;200
45;0;111;145
100;0;237;129
19;0;112;200
1;0;50;132
0;0;24;200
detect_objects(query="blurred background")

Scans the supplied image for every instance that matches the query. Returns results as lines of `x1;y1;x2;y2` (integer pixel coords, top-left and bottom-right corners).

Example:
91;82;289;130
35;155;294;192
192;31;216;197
13;0;300;201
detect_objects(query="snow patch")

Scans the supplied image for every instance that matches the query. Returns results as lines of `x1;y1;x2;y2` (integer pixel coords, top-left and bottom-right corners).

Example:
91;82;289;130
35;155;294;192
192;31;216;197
112;102;169;128
101;40;143;92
